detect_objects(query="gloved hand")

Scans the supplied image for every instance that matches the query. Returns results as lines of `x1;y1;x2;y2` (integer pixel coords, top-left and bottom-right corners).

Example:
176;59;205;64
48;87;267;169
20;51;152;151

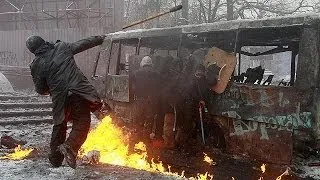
96;100;113;120
207;63;221;86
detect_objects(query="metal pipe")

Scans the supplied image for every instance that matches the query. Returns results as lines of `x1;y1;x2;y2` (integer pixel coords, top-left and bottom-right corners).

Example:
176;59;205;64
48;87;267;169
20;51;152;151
116;41;122;75
135;38;141;55
92;51;101;79
238;49;241;76
233;30;240;53
106;41;114;75
104;41;114;98
290;51;297;86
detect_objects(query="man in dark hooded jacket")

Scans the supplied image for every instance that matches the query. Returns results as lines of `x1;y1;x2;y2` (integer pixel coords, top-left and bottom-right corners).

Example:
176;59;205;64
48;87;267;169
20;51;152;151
132;56;163;140
26;35;106;169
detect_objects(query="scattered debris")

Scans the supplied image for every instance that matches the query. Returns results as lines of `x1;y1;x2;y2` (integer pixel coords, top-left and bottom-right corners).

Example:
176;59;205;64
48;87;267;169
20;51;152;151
0;135;26;149
81;150;100;164
203;153;216;166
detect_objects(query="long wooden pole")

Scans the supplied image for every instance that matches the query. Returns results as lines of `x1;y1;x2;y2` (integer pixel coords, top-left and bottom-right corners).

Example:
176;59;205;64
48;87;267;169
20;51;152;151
122;5;182;30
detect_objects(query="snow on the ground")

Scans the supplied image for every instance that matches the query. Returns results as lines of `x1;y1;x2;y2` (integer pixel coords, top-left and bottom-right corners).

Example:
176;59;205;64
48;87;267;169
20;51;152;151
301;166;320;179
0;157;181;180
0;121;181;180
0;119;319;180
0;159;75;180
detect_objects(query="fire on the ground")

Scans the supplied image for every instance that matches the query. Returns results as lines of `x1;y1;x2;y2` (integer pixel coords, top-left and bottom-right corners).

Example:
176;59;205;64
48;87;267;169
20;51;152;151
0;115;291;180
0;145;33;160
79;116;213;179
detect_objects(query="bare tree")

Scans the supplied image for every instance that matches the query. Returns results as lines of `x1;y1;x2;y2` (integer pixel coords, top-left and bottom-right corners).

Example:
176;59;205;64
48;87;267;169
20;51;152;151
234;0;315;19
189;0;315;24
124;0;316;28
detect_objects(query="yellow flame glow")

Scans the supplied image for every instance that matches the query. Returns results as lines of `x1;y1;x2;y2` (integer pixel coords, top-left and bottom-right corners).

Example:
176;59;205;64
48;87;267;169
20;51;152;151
0;145;33;160
261;164;266;173
203;153;215;166
79;116;213;179
193;172;213;180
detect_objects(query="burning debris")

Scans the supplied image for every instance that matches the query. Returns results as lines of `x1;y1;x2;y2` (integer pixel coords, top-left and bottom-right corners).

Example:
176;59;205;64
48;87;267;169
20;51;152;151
1;135;26;149
0;134;33;160
0;145;33;160
79;116;213;179
203;153;215;166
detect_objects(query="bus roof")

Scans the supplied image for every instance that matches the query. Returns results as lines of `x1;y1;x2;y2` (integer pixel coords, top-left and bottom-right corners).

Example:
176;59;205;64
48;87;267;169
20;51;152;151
106;14;320;40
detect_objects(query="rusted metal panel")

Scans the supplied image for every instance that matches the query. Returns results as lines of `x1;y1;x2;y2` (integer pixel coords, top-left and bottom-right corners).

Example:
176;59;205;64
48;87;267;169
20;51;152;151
215;116;293;164
210;84;312;130
112;101;132;123
105;75;129;102
210;83;312;164
296;27;320;90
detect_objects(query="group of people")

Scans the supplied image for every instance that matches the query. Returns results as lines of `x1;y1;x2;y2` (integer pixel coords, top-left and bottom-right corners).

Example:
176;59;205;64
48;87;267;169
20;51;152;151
132;54;220;149
26;35;220;169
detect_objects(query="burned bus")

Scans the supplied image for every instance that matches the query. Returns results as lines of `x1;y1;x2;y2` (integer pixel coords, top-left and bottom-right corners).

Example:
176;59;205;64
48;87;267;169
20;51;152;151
92;14;320;165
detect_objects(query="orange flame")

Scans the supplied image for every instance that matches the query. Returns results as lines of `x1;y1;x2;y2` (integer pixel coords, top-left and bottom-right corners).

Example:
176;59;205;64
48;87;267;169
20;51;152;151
0;145;33;160
79;116;213;179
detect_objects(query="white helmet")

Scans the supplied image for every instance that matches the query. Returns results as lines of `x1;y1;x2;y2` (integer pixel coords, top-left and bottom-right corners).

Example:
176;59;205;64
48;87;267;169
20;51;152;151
140;56;152;67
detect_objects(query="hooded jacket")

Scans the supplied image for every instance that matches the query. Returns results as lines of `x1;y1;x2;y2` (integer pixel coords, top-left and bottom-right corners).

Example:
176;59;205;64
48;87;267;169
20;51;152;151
132;65;162;99
30;36;104;125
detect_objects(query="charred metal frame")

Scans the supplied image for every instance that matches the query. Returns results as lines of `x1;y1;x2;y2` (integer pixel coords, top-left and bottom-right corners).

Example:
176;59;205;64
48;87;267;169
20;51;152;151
238;45;297;84
116;40;122;75
238;52;242;76
135;38;142;55
92;51;101;79
177;34;183;57
106;41;114;75
240;46;291;56
234;30;240;76
101;15;320;165
290;48;298;86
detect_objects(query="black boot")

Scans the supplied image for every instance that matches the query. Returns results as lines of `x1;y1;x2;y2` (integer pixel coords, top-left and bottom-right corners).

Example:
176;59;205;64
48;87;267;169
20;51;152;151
59;144;77;169
48;151;64;168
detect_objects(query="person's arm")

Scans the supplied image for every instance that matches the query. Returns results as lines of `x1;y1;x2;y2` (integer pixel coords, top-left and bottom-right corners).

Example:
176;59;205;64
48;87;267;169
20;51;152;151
69;35;105;55
30;62;49;95
31;72;49;95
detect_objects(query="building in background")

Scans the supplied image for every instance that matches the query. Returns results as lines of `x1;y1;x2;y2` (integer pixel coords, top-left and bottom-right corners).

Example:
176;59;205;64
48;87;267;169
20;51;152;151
0;0;124;90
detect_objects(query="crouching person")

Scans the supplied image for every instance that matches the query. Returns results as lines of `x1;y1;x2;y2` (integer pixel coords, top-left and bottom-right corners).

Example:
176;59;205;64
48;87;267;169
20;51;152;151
26;35;109;169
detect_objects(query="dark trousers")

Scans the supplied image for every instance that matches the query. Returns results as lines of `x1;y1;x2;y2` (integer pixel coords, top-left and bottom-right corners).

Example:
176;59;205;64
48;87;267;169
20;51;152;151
50;94;91;160
133;97;163;138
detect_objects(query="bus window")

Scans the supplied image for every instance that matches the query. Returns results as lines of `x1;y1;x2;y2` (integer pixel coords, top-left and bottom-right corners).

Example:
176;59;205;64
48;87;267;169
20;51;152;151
235;46;298;86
